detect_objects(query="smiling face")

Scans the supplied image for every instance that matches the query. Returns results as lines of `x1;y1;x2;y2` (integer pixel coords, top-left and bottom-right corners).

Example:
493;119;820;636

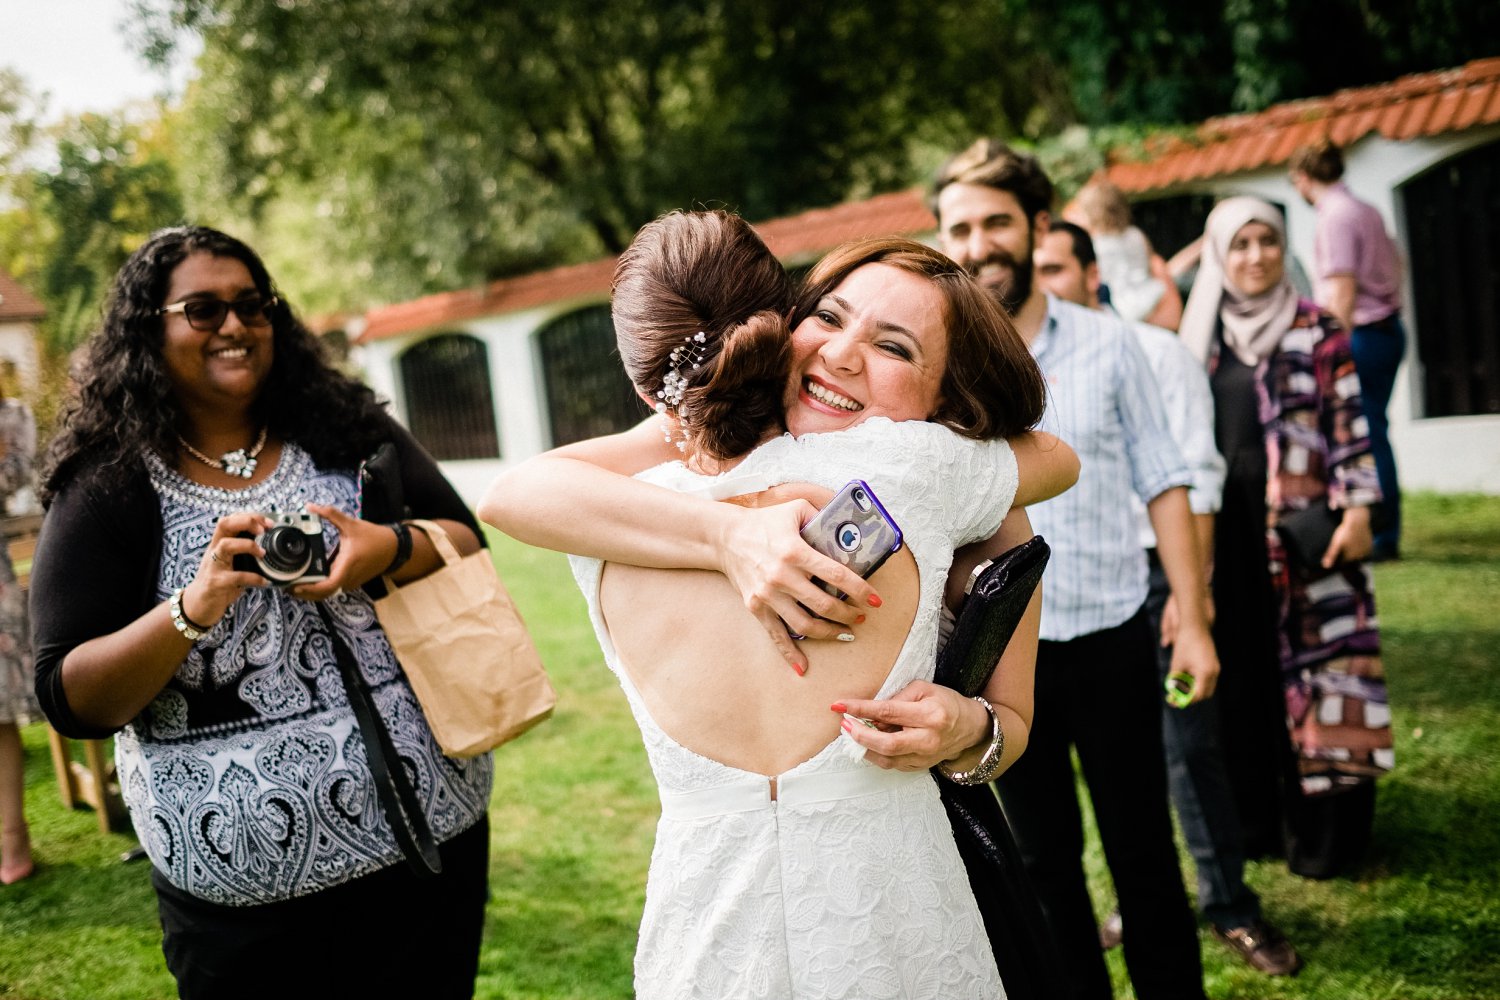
1224;221;1286;297
159;252;275;415
935;181;1044;313
784;262;948;436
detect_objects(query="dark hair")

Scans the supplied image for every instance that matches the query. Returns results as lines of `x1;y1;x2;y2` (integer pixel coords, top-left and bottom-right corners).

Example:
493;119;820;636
791;238;1045;440
41;226;389;503
611;210;792;462
1289;139;1344;183
1048;220;1097;270
931;138;1055;223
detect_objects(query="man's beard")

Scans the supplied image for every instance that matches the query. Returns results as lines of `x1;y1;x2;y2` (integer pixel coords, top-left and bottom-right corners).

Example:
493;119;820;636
965;245;1034;315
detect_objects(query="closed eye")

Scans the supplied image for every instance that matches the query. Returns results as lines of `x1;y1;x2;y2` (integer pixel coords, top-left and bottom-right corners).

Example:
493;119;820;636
879;341;912;360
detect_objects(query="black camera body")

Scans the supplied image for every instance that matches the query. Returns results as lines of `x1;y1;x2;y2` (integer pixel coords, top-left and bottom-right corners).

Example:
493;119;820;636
233;510;331;585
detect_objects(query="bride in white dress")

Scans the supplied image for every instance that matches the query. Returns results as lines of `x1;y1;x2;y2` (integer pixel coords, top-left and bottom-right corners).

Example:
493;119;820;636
482;213;1075;998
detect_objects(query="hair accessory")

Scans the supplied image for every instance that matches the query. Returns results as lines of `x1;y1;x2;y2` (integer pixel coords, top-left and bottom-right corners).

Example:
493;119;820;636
939;695;1005;785
177;426;268;479
169;586;212;641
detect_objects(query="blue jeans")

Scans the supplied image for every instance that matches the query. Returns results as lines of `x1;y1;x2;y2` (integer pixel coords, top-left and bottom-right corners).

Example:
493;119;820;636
1146;552;1261;930
1351;314;1405;553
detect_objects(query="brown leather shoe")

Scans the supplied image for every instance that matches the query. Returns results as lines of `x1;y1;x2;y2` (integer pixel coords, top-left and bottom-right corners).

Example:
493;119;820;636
1212;920;1303;976
1098;908;1123;950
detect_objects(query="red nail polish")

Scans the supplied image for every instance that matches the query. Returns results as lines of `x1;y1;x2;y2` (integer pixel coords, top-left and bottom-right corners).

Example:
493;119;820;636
840;719;854;733
855;614;866;625
793;661;807;677
867;594;883;608
830;702;847;713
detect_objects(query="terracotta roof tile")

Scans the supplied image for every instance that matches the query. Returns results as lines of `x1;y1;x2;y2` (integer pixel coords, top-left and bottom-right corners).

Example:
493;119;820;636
359;190;936;343
0;269;45;323
1106;58;1500;194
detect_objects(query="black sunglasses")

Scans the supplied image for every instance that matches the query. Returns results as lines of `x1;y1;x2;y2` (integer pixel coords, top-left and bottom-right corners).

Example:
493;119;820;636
159;295;279;332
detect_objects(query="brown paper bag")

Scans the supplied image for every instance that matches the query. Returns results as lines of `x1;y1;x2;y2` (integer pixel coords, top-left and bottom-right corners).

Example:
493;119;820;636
375;519;556;757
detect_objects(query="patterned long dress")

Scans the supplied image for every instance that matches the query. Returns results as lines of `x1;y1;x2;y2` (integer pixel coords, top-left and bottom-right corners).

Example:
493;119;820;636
1259;307;1393;794
0;398;37;725
1210;302;1392;874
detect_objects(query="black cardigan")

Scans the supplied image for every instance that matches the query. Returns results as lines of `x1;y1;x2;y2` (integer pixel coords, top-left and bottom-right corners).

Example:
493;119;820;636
30;419;479;739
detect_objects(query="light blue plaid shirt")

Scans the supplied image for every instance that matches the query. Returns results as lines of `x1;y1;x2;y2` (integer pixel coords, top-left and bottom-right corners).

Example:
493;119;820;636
1028;296;1191;641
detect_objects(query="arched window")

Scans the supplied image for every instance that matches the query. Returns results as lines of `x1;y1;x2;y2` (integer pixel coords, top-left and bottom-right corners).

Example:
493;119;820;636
536;305;647;446
1403;140;1500;418
398;333;500;460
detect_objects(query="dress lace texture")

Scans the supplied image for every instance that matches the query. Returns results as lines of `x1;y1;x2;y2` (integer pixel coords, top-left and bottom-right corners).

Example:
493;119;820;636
573;419;1017;999
124;443;493;906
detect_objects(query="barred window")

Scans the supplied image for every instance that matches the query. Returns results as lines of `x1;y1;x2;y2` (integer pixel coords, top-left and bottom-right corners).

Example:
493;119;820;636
1403;140;1500;418
536;305;647;447
398;333;500;460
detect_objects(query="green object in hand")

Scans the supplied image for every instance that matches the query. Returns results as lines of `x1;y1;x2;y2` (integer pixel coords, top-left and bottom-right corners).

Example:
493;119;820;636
1164;672;1194;709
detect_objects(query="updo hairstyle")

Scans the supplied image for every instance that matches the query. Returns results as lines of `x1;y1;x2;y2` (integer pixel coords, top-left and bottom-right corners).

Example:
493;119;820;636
611;210;793;461
790;237;1045;440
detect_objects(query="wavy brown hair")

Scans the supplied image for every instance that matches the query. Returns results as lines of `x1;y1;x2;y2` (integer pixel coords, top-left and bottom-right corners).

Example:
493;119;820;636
41;226;389;503
611;210;792;462
790;237;1045;440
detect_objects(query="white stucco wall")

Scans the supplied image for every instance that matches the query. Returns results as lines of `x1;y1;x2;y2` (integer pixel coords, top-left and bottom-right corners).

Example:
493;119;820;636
1149;124;1500;494
354;293;609;508
0;322;41;392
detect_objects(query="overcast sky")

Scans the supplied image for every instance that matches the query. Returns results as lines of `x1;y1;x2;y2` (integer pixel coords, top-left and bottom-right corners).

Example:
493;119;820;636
3;0;196;122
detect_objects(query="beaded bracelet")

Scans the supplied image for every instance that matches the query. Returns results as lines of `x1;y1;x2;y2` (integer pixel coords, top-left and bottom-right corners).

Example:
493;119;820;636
938;695;1006;786
382;521;413;576
169;586;212;642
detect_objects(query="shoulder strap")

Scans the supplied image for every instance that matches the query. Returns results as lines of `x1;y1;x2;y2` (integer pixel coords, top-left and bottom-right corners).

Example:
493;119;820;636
314;601;442;877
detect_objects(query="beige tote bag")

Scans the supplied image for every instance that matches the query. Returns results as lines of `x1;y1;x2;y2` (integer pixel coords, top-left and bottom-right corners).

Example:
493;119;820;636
375;519;555;757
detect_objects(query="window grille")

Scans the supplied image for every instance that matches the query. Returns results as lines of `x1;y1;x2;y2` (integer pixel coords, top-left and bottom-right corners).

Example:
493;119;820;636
1403;141;1500;418
398;333;501;460
536;305;647;446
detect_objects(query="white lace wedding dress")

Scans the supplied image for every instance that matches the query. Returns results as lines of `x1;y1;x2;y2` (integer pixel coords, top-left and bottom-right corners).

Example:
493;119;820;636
572;418;1018;999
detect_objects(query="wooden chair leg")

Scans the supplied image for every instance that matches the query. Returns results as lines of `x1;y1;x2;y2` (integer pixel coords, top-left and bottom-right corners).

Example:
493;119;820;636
81;740;118;835
47;727;78;811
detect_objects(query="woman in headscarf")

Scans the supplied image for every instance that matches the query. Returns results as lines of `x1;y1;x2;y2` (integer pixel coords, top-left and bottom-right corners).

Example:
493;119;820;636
1179;197;1392;880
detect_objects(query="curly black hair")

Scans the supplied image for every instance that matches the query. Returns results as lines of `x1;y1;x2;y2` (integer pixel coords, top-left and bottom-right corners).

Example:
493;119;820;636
41;226;390;504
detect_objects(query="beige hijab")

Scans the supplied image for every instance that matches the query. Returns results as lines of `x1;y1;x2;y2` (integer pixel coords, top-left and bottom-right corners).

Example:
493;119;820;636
1179;196;1300;366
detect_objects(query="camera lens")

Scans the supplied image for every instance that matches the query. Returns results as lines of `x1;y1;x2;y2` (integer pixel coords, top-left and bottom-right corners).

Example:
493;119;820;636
837;522;862;552
260;526;310;575
851;487;871;512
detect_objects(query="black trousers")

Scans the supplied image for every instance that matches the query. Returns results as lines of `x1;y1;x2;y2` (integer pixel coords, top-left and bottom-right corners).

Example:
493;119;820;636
154;818;490;1000
995;609;1206;1000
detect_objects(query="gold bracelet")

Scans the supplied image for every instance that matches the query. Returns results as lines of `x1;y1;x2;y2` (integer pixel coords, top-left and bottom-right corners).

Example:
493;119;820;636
938;695;1006;785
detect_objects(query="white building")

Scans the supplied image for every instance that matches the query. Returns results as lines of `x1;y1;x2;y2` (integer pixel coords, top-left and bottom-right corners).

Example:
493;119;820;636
358;58;1500;501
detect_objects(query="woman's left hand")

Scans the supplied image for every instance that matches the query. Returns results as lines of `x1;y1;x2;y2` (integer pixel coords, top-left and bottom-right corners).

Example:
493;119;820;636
832;681;990;771
290;503;399;601
1323;505;1374;568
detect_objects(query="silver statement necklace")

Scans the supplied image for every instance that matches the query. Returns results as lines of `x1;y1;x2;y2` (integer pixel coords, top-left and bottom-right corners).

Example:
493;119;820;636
177;427;268;479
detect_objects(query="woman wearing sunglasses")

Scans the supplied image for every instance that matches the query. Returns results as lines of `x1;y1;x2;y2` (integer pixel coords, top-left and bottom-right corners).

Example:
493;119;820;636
29;227;491;999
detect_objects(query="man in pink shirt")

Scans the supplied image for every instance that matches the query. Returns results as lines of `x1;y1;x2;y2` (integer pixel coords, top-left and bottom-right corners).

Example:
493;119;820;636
1291;141;1403;560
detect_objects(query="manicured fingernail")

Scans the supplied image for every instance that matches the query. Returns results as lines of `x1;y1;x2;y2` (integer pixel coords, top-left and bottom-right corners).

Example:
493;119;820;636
840;719;854;733
830;702;847;713
855;614;866;624
836;632;855;642
792;661;807;677
867;594;883;608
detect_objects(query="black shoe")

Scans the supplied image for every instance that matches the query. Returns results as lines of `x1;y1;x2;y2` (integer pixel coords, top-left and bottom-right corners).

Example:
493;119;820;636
1098;908;1122;950
1212;919;1303;976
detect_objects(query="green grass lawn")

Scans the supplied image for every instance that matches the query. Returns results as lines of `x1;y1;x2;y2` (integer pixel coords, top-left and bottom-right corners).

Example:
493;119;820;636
2;492;1497;999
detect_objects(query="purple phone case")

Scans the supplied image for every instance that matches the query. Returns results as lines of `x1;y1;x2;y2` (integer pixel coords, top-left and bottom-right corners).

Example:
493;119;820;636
800;479;904;596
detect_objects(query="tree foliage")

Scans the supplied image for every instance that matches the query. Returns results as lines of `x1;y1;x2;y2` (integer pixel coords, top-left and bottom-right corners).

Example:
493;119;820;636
135;0;1071;309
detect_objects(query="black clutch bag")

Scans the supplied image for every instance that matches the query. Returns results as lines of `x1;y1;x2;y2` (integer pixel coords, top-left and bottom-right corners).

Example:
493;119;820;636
934;536;1050;697
1276;504;1342;570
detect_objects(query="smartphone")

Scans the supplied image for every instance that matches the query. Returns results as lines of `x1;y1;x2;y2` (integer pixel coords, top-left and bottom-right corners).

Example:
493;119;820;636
800;479;904;599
